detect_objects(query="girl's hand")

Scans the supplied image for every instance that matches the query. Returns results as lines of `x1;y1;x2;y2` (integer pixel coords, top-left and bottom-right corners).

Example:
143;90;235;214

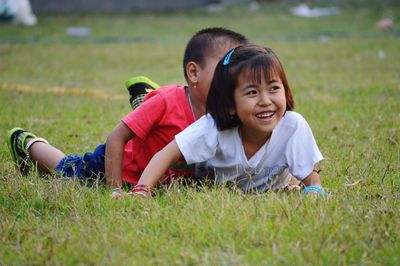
284;175;302;192
285;184;302;192
128;190;150;199
301;169;324;196
128;184;152;199
302;185;325;196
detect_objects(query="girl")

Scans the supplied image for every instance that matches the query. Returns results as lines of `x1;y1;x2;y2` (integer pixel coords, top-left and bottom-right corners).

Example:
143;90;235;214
130;44;324;197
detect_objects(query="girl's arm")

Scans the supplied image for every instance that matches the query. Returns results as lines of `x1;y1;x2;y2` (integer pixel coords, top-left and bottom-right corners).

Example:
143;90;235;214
105;122;135;189
302;169;321;187
132;140;183;196
301;168;325;195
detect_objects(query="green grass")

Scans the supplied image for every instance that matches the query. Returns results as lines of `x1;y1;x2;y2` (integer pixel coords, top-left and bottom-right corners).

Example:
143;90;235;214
1;1;399;265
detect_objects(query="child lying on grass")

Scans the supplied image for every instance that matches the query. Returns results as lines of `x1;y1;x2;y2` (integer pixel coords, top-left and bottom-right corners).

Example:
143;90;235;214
6;28;249;198
129;44;325;197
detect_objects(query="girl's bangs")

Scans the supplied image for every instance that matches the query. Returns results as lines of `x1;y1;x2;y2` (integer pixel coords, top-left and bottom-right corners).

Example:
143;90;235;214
237;55;282;85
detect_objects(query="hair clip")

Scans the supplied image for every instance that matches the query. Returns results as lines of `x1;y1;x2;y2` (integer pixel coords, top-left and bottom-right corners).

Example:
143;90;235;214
223;49;235;66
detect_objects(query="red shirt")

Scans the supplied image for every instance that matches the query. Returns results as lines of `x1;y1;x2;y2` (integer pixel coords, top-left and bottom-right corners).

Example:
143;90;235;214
121;85;195;184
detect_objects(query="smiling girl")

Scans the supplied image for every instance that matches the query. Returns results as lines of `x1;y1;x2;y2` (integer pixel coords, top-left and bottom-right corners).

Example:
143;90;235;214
130;44;324;197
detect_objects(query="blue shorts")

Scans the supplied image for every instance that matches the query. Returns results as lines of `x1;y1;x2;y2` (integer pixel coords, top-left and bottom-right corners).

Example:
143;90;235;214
55;144;106;181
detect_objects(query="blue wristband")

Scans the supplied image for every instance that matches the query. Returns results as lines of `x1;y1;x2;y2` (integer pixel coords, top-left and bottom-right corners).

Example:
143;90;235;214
302;185;325;196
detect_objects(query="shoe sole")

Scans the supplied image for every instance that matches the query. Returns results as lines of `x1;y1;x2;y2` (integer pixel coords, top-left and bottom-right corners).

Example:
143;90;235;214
125;76;160;90
6;127;34;174
6;127;24;166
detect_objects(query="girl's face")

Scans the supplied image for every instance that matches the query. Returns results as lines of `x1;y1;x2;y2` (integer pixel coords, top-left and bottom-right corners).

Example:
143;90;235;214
233;72;287;141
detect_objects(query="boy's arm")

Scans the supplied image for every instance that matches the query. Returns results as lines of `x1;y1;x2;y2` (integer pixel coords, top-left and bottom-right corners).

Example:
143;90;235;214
134;140;183;194
105;122;136;189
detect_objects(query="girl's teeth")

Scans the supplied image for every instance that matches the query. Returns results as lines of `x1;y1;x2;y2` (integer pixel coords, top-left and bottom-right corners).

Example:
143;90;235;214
256;112;274;118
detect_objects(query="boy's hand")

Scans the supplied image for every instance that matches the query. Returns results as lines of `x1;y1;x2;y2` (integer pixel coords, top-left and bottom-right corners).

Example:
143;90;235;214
105;122;136;189
110;188;124;199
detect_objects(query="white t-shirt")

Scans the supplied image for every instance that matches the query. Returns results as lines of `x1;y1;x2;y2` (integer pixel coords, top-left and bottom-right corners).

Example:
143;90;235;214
175;111;323;193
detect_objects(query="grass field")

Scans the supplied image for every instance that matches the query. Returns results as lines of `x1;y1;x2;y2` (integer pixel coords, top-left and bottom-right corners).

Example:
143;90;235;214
0;1;399;265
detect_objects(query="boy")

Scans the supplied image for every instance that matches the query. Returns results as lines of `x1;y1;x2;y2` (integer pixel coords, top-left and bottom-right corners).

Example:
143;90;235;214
7;28;248;197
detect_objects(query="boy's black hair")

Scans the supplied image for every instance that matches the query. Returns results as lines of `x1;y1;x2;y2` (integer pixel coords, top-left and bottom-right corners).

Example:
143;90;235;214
206;44;295;131
183;27;248;79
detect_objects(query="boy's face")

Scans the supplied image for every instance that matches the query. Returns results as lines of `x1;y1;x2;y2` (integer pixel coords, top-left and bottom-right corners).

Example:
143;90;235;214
195;43;238;108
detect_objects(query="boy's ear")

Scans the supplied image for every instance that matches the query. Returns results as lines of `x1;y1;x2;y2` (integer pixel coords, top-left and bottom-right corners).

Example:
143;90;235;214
186;61;199;84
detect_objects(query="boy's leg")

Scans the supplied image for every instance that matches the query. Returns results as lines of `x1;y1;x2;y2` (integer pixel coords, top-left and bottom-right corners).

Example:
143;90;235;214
125;76;160;109
27;140;65;173
7;128;105;181
7;127;64;174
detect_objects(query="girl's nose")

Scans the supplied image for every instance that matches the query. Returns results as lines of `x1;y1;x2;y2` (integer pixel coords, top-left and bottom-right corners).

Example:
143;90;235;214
258;92;272;106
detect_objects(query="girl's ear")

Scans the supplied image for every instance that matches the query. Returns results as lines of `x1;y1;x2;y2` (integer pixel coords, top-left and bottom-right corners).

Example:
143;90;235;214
186;61;199;85
229;108;236;115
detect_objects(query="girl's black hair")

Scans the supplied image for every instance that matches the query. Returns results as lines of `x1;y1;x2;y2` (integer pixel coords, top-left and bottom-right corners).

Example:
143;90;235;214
206;44;295;131
183;27;248;80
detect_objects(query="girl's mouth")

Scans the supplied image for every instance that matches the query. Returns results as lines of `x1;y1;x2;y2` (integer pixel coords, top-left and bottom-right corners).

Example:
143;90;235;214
256;111;275;119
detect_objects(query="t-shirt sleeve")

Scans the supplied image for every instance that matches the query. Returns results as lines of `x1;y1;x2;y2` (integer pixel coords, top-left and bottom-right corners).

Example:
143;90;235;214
175;115;219;164
121;92;166;139
284;115;323;180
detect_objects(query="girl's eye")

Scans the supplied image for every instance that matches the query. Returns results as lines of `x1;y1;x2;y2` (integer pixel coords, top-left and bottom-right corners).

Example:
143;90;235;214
245;89;258;96
270;85;281;92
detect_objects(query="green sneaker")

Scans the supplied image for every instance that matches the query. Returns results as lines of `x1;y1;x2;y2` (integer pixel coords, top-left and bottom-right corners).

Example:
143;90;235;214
6;127;37;174
126;76;160;110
